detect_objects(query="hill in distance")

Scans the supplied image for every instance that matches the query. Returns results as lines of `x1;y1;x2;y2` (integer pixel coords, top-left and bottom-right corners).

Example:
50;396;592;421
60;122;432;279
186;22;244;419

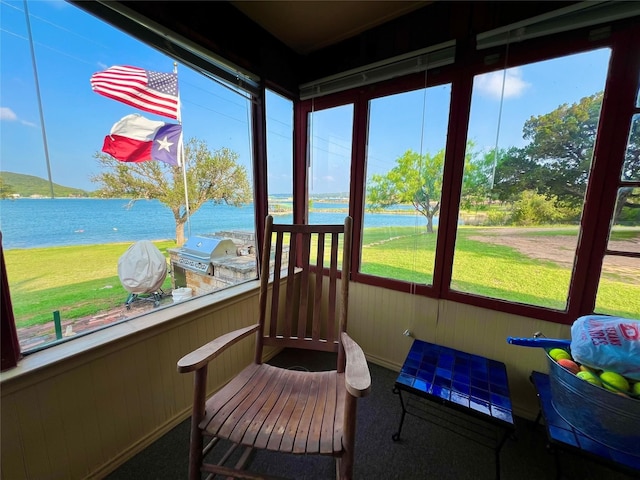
0;172;91;198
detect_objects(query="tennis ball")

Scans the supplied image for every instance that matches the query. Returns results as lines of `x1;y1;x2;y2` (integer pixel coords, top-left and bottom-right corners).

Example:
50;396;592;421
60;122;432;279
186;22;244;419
599;371;629;392
632;382;640;396
579;364;595;373
557;358;580;374
549;348;571;361
576;370;602;386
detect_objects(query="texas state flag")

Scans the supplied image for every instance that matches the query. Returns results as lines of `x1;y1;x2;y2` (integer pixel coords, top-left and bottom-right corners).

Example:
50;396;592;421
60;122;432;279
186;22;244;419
102;113;182;166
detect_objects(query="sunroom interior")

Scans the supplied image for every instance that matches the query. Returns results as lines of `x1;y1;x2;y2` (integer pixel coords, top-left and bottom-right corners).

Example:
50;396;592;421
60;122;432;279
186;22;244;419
1;1;639;479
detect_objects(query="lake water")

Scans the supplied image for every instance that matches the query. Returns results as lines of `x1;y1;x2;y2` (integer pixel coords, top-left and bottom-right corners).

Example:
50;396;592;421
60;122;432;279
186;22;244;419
0;198;431;249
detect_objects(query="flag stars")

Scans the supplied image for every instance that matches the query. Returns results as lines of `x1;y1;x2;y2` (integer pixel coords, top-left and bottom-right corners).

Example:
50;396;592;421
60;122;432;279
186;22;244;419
156;135;175;152
146;70;178;96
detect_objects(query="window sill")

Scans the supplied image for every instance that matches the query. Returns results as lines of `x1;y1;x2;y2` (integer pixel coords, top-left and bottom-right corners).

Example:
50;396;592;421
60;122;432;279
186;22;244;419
0;279;261;387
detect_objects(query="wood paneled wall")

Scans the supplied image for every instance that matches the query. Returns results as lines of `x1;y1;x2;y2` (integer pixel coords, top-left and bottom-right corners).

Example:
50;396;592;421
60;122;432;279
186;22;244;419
1;280;570;479
1;291;261;480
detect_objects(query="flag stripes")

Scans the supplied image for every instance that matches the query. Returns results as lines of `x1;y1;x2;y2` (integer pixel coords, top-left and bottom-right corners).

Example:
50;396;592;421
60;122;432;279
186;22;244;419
90;65;179;120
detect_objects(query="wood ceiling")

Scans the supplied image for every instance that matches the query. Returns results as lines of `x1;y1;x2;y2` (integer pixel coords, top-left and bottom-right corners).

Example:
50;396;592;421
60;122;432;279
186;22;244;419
230;1;430;55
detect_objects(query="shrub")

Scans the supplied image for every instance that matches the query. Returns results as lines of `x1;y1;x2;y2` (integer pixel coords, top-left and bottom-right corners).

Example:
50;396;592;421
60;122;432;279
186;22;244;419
511;190;563;226
486;209;511;225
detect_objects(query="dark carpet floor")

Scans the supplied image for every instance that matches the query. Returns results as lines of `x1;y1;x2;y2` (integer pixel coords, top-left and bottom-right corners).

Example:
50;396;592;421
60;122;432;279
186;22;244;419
107;349;638;480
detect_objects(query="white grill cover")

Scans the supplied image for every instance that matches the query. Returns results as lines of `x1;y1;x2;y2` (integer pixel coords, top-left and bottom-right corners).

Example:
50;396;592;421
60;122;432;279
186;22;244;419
118;240;168;293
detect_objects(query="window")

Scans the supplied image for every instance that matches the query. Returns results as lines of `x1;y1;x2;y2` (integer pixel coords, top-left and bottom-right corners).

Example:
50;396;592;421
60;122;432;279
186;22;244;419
451;49;611;311
266;90;294;221
307;104;353;225
1;0;257;352
362;85;451;284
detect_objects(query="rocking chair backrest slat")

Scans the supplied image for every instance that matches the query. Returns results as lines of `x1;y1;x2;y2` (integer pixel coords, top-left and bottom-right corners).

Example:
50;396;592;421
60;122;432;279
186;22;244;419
257;216;351;358
312;232;325;341
327;231;339;345
283;230;297;338
297;232;312;340
268;230;283;339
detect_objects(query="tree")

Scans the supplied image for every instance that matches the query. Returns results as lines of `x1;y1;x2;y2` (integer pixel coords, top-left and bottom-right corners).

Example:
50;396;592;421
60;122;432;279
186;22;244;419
492;146;544;203
460;144;496;209
367;149;444;233
522;92;603;205
615;112;640;222
91;138;252;245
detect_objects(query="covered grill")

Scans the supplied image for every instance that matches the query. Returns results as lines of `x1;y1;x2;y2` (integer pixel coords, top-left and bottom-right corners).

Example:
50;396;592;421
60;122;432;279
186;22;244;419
118;240;168;309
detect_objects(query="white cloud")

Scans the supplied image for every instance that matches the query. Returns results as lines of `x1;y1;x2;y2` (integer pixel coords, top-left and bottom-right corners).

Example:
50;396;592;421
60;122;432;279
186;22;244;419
1;107;37;127
475;68;530;100
1;107;17;121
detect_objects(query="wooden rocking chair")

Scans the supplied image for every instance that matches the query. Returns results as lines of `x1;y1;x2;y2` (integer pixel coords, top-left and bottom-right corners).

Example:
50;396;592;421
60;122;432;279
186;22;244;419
177;215;371;479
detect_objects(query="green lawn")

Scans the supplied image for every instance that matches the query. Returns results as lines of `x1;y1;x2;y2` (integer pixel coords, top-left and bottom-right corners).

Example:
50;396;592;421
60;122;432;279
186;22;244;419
5;240;175;328
5;227;639;329
360;226;640;318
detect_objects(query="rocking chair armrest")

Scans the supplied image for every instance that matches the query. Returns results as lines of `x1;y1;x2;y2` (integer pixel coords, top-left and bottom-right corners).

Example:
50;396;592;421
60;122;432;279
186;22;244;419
341;332;372;397
177;323;260;373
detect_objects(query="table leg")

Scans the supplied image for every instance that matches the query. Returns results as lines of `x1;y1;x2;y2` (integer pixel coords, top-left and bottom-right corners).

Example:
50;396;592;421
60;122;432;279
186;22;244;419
391;386;406;442
494;429;511;480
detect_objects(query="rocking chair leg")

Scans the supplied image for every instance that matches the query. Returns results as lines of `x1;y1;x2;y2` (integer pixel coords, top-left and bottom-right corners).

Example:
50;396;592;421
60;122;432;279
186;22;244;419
189;368;208;480
339;394;357;480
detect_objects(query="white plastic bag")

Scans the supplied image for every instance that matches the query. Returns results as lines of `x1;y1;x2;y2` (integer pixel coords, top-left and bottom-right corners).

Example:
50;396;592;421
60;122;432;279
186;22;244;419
570;315;640;381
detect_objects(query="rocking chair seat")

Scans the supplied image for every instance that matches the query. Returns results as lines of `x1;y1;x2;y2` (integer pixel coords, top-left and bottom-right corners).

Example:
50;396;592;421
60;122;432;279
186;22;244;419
201;362;346;454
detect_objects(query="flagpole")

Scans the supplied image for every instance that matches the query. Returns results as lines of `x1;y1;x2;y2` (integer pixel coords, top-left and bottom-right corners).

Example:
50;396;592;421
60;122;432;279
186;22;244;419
24;0;54;199
174;62;191;240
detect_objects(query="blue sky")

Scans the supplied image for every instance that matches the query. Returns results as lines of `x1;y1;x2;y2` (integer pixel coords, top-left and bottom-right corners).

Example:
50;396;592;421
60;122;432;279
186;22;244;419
1;0;611;194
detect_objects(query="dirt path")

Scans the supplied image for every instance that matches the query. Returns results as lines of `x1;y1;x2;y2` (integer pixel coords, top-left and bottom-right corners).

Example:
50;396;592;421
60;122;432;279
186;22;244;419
467;228;639;281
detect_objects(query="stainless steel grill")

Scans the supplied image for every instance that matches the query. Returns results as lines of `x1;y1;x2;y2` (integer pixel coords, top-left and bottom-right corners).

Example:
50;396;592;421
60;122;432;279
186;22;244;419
171;236;237;275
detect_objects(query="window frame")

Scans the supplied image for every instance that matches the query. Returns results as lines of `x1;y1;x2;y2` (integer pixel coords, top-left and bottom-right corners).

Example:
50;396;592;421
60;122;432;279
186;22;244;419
4;9;639;368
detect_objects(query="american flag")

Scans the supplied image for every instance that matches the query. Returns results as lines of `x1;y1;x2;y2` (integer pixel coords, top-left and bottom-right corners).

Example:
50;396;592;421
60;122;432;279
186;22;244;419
90;65;179;120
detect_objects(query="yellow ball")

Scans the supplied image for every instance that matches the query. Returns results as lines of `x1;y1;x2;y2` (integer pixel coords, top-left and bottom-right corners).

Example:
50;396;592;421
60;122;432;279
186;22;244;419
579;364;595;373
599;371;629;392
632;382;640;396
549;348;571;361
576;370;601;387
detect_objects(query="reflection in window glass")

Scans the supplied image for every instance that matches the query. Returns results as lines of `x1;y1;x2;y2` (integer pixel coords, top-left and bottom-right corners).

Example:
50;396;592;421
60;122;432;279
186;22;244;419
451;49;611;309
622;114;640;181
595;256;640;318
608;188;640;253
266;90;293;221
307;105;353;225
362;85;451;284
1;0;256;352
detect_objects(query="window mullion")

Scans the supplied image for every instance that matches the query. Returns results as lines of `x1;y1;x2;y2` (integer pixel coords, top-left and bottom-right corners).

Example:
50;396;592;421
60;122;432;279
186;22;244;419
434;71;474;298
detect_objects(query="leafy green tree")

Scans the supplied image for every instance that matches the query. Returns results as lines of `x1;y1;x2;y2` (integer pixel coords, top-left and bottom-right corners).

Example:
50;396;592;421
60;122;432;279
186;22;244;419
91;138;252;245
492;146;543;203
522;92;603;205
367;149;444;233
461;144;499;208
615;114;640;222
